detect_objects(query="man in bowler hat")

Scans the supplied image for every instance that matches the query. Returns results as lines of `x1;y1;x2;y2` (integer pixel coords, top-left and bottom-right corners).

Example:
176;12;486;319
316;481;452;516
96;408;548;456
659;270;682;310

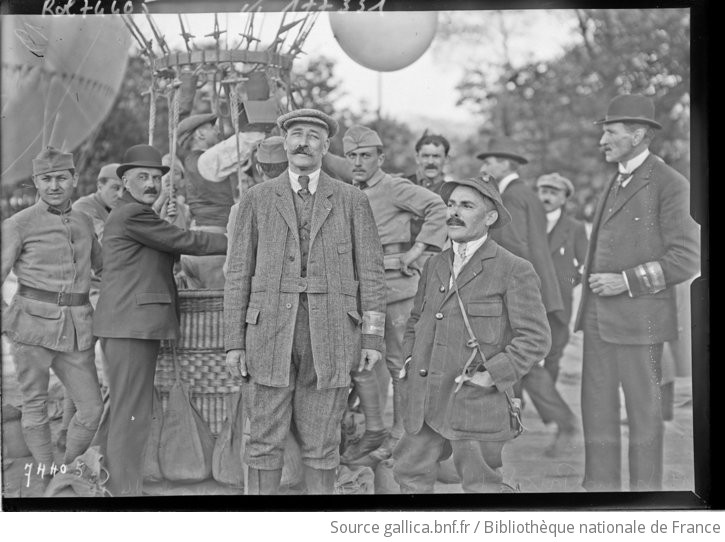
393;174;550;492
224;109;386;494
574;94;699;490
2;147;103;492
93;144;227;496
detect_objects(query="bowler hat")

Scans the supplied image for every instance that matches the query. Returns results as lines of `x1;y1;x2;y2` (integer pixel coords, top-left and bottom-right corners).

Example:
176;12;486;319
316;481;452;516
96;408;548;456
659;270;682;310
256;136;287;164
475;136;528;164
32;146;75;176
97;163;121;181
177;113;218;145
277;108;338;137
116;145;170;178
536;172;574;198
594;94;662;129
439;174;512;230
342;125;384;154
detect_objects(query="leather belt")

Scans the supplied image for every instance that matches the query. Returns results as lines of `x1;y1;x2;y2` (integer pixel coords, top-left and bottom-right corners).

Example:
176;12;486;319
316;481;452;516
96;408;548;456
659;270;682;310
382;242;411;255
17;284;90;306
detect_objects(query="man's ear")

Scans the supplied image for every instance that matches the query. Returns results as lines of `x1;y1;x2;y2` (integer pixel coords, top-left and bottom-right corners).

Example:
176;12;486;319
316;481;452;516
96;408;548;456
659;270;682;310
485;210;499;227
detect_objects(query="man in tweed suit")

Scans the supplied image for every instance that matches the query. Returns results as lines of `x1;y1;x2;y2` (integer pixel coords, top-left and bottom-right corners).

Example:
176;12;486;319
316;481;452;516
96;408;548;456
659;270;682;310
224;109;386;495
393;175;550;493
575;94;700;491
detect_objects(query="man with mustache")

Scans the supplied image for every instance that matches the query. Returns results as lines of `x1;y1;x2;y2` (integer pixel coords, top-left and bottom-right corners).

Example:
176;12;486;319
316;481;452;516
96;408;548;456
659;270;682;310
574;95;699;491
2;147;104;495
393;174;550;492
224;110;386;494
339;125;447;466
93;144;228;496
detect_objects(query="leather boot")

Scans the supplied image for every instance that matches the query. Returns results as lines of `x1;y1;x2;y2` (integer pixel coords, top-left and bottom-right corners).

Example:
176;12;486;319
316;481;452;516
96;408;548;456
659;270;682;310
22;424;54;468
304;466;337;495
247;467;282;495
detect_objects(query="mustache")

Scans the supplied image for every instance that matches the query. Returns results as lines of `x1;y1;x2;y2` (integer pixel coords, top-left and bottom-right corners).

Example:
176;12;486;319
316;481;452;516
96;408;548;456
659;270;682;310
446;217;466;227
144;188;158;195
293;145;312;155
424;165;439;170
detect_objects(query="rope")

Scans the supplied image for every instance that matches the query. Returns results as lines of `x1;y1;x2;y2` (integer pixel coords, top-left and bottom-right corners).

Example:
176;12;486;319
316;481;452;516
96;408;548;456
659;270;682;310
148;83;156;146
166;81;180;217
228;85;245;199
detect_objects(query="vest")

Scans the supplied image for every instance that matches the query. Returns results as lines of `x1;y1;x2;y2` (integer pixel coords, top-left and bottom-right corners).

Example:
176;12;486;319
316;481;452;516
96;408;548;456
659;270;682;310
184;150;234;228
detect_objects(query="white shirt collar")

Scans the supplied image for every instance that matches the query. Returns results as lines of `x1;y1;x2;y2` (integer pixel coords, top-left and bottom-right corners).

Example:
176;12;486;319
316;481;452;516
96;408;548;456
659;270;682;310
289;169;321;194
452;234;488;263
619;148;650;175
497;172;519;194
546;208;562;234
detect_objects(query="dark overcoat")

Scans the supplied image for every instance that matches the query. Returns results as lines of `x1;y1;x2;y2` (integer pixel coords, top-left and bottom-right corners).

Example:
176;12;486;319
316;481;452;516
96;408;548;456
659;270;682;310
401;239;551;442
223;171;386;390
93;192;227;340
548;213;589;324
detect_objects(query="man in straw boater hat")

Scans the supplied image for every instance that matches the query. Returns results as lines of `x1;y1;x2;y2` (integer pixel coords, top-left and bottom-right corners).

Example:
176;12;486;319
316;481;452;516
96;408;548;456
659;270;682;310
392;174;550;493
338;125;447;467
224;109;386;495
1;147;104;494
574;94;699;491
93;144;228;496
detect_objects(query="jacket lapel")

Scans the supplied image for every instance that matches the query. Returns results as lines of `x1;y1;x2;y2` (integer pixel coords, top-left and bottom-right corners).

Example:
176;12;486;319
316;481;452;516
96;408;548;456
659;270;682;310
274;173;299;242
548;214;570;254
440;238;498;306
602;155;655;226
309;171;334;247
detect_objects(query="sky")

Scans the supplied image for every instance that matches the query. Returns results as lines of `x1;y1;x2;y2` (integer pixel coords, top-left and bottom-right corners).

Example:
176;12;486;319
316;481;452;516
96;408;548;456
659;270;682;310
135;10;579;134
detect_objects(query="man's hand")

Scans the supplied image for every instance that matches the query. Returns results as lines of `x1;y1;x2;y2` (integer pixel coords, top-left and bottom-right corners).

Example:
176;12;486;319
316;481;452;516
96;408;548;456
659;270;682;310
358;348;383;372
589;272;628;296
400;242;426;276
226;349;248;380
455;370;495;388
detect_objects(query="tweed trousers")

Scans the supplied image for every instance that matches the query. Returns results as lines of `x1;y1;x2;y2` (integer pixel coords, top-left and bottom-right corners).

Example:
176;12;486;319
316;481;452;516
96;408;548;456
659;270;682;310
243;298;349;470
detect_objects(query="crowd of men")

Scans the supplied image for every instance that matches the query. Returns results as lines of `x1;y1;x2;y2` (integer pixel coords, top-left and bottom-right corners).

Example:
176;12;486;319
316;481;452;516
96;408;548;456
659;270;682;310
1;93;700;496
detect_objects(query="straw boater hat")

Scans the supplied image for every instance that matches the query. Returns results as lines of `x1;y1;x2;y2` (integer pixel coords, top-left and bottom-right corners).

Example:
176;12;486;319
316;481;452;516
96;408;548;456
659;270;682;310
32;147;75;176
594;94;662;130
342;125;384;153
439;174;512;229
536;173;575;198
475;136;528;164
276;108;338;137
116;145;170;178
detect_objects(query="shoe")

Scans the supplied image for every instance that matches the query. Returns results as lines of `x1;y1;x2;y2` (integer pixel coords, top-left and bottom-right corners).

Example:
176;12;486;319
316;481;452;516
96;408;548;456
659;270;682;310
340;428;389;465
368;435;400;462
544;429;580;458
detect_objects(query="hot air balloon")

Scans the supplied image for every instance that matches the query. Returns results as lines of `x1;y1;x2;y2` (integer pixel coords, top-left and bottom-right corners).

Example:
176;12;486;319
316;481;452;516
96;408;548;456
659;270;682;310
328;11;438;72
1;15;132;186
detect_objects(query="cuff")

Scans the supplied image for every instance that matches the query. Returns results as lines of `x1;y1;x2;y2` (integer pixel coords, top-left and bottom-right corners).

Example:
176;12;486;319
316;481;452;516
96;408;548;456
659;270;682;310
362;334;384;352
362;310;385;336
623;261;666;296
483;352;518;393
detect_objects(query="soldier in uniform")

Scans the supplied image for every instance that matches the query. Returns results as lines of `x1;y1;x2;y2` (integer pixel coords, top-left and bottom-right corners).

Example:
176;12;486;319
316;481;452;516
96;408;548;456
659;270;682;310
1;147;104;490
72;163;123;242
405;132;451;195
224;109;386;495
339;125;448;465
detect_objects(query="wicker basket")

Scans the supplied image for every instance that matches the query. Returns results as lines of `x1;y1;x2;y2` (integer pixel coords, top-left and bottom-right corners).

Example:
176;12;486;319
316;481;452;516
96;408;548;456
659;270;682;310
155;289;239;435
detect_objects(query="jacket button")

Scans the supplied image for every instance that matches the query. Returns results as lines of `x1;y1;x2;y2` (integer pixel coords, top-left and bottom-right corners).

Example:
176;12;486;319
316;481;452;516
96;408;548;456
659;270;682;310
285;303;292;309
435;312;443;320
289;256;295;261
439;286;445;292
418;369;428;377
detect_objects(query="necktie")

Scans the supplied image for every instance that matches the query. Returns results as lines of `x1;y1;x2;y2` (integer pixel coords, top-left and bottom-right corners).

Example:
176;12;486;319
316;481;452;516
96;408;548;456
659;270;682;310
298;175;311;200
613;172;631;198
356;181;368;190
453;243;467;277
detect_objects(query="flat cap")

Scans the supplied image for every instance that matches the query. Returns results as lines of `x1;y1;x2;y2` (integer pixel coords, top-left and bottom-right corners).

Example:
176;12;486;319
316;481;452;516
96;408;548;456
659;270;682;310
177;113;218;145
342;125;384;154
439;174;512;230
97;163;121;181
256;136;287;164
33;146;75;176
277;108;338;137
536;172;574;197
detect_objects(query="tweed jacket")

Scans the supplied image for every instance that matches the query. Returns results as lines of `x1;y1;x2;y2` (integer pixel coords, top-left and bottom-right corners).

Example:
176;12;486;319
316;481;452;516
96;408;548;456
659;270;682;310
548;212;589;324
224;170;386;389
574;153;700;344
93;192;227;340
490;178;565;319
401;238;551;441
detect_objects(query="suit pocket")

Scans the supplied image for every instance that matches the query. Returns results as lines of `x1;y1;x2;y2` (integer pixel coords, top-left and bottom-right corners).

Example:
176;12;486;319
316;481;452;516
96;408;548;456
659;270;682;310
449;383;510;434
467;300;503;344
347;310;362;327
245;306;260;325
136;293;172;305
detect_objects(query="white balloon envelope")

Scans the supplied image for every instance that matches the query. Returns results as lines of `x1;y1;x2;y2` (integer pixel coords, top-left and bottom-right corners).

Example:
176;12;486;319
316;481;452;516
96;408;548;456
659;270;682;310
1;15;131;186
328;11;438;72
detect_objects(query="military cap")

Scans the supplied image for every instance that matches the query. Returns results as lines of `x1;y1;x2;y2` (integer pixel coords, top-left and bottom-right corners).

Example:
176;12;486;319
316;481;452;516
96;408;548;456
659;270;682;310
536;172;575;198
97;163;121;181
439;174;512;230
256;136;287;164
32;146;75;176
475;136;528;164
342;125;384;154
177;113;218;145
594;94;662;129
277;108;338;137
117;144;170;178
